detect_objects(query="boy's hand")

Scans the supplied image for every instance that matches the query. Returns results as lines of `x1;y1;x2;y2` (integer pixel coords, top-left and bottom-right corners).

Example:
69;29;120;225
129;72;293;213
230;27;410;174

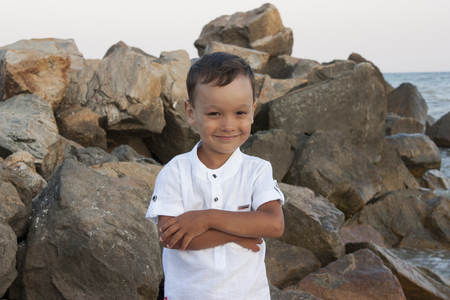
159;210;210;250
235;237;263;252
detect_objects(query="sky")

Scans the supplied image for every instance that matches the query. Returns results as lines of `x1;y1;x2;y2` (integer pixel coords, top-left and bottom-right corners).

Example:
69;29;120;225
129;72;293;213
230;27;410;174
1;0;449;73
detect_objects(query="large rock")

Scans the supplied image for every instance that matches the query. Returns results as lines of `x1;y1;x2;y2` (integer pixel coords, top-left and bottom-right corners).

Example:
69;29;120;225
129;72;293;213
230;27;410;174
269;284;321;300
265;238;321;290
307;60;356;86
68;147;119;167
340;224;387;248
289;59;321;80
110;145;159;165
345;190;442;249
267;63;387;161
90;161;162;192
241;129;295;181
3;151;47;197
286;131;382;217
426;111;450;147
373;140;420;194
348;52;394;94
385;133;441;178
291;249;406;300
0;223;17;298
0;94;64;180
385;113;425;135
0;46;70;109
22;160;163;299
387;83;428;126
204;42;269;73
62;41;166;134
194;3;292;57
347;242;450;300
262;55;301;79
424;196;450;245
55;104;107;150
278;183;345;265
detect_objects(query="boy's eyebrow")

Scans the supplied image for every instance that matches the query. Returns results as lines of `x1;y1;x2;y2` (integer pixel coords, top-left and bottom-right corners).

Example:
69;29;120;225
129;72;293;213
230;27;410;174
203;103;250;110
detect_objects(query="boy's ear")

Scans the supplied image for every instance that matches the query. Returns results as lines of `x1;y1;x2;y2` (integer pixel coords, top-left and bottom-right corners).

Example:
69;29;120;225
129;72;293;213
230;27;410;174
252;98;258;123
184;99;195;125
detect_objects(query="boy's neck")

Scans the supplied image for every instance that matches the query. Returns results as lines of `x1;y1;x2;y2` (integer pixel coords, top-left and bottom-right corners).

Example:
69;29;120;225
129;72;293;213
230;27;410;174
197;145;235;170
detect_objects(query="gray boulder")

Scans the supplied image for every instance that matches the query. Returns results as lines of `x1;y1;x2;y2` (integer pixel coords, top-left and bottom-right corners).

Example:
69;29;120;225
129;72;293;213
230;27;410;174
286;130;382;217
385;113;425;135
194;3;292;57
426;111;450;147
267;63;387;161
420;169;450;191
424;196;450;245
241;129;296;181
0;94;64;180
265;238;321;290
262;55;301;79
110;145;159;165
269;284;321;300
70;147;119;166
307;60;356;86
387;83;428;126
0;223;17;298
21;160;163;299
347;242;450;300
385;133;441;178
279;183;345;266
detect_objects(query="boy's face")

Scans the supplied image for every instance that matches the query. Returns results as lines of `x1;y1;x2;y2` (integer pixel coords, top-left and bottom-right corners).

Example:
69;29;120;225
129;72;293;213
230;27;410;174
185;75;257;168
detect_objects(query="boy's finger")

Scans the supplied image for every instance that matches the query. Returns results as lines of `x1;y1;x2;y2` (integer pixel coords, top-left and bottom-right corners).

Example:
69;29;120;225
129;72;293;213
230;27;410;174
167;230;185;248
180;234;194;251
159;224;180;242
159;218;178;232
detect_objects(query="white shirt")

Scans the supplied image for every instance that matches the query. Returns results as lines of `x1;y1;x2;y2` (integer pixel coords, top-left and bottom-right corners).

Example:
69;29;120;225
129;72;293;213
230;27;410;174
146;142;284;300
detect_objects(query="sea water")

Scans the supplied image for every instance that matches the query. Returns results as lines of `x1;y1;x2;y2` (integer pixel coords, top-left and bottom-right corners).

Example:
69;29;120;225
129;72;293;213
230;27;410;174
382;72;450;279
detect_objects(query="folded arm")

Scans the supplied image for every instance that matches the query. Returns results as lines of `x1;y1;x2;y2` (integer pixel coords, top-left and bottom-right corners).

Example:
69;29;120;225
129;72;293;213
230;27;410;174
159;200;284;251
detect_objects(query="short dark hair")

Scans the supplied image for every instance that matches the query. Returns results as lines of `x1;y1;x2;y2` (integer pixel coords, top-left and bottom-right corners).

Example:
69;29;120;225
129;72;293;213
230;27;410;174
186;52;256;106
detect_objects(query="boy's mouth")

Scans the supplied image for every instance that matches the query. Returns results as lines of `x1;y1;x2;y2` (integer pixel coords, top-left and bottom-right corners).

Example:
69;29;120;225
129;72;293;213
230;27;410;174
215;135;239;141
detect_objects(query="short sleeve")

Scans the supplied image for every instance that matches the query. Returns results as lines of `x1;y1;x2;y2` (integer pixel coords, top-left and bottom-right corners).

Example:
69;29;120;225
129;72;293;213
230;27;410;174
251;161;285;210
145;164;185;224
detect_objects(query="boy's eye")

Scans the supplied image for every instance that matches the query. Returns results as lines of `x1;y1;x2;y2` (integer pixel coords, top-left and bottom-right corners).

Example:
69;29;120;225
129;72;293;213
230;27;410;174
237;111;247;115
208;112;219;116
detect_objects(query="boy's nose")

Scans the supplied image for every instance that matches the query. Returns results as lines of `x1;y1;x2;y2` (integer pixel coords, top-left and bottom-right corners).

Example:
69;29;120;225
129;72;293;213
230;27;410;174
220;116;235;132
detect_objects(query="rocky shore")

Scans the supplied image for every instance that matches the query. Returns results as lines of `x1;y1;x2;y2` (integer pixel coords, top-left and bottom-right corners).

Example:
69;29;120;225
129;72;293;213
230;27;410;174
1;3;450;300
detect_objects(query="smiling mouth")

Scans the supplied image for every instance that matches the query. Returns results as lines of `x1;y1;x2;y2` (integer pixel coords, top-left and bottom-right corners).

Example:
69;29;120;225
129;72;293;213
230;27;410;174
215;135;239;141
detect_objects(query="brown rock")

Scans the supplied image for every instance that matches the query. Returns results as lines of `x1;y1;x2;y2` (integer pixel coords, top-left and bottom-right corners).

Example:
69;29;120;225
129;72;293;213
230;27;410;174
424;196;450;245
3;151;47;197
0;48;70;109
194;3;292;57
348;52;394;94
292;249;406;300
269;284;321;300
265;239;321;290
420;170;450;191
90;161;162;191
256;75;306;111
241;129;296;181
286;130;382;217
426;111;450;147
279;183;345;266
262;55;301;79
55;104;107;150
204;42;269;73
0;94;64;180
340;225;387;248
385;133;441;178
267;63;387;161
22;160;163;299
374;140;420;194
290;59;321;79
347;242;450;300
0;223;17;298
307;60;356;86
385;113;425;135
387;83;428;126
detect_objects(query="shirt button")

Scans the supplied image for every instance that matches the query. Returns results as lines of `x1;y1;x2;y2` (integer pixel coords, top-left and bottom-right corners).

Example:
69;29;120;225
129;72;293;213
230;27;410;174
214;197;219;202
212;174;217;178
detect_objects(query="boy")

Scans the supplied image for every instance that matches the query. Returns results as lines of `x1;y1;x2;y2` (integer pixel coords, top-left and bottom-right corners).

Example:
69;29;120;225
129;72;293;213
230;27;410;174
146;52;284;299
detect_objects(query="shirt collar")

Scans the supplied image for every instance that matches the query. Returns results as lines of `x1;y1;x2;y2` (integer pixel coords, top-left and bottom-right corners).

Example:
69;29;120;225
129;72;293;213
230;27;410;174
189;141;243;183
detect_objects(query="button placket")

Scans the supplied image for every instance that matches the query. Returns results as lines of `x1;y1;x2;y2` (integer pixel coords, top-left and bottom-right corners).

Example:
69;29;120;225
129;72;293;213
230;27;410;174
209;172;222;209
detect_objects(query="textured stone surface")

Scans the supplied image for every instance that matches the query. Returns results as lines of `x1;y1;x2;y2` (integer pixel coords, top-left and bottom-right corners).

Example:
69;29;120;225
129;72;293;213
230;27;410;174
347;242;450;300
426;111;450;147
0;94;64;180
279;183;345;266
267;63;387;161
0;47;70;109
307;60;356;86
270;284;321;300
387;83;428;126
194;3;292;57
292;249;406;300
55;104;107;150
286;130;382;217
340;225;387;248
22;160;163;299
262;55;301;79
265;238;321;289
385;113;425;135
385;133;441;178
0;223;17;298
241;129;296;181
204;42;269;73
256;75;306;112
420;169;450;191
424;196;450;244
